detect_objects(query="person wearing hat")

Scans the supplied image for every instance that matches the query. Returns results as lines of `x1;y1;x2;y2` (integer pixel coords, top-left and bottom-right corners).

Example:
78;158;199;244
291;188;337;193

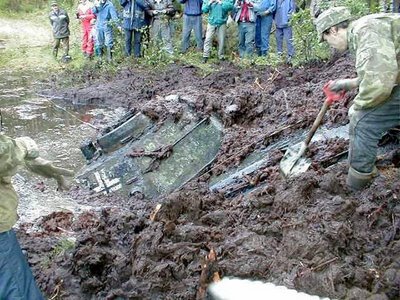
315;7;400;190
49;1;71;61
0;134;73;299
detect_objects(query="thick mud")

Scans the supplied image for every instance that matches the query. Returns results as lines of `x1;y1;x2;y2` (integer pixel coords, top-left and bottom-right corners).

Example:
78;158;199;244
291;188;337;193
18;54;399;300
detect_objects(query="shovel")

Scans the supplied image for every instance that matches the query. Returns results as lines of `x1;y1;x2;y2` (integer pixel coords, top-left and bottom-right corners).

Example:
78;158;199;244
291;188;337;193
280;82;346;178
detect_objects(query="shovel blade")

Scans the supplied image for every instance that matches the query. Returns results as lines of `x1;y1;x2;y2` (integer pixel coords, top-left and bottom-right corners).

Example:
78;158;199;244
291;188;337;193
280;143;312;178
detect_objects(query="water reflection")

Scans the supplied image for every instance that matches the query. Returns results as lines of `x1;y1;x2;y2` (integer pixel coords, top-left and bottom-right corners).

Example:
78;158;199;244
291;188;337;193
0;68;125;224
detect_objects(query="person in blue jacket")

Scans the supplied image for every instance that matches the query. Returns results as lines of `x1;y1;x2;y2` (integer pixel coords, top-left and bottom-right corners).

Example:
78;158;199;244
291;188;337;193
92;0;120;61
254;0;276;56
180;0;204;53
274;0;295;63
120;0;150;57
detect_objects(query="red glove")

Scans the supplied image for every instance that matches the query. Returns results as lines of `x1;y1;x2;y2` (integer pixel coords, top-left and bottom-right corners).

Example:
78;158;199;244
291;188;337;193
324;81;346;105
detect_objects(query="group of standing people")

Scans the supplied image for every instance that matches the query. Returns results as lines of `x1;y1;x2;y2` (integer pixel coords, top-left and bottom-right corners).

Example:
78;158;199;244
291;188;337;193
49;0;296;63
50;0;119;62
232;0;295;61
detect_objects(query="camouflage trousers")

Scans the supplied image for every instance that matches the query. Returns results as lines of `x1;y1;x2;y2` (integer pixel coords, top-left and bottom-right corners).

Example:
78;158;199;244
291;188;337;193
53;36;69;58
349;85;400;173
151;19;174;55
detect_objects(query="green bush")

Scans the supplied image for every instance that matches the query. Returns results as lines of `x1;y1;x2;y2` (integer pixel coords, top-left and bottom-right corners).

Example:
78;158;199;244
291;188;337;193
290;8;330;64
336;0;371;16
290;0;372;65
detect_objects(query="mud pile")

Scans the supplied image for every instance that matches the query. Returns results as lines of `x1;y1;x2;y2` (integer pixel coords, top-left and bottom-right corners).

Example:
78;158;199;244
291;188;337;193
18;54;399;299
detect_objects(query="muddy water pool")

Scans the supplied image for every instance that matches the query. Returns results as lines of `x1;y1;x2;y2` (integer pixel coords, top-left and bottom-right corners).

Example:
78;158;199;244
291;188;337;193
0;68;127;225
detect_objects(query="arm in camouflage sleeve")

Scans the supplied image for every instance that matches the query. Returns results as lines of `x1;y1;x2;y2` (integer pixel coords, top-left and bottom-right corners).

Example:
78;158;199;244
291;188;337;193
25;158;74;191
352;24;398;110
0;135;73;191
12;136;74;191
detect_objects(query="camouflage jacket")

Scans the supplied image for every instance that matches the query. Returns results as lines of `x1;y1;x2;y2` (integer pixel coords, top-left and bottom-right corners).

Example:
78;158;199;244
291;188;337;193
348;13;400;110
49;8;70;39
0;135;38;233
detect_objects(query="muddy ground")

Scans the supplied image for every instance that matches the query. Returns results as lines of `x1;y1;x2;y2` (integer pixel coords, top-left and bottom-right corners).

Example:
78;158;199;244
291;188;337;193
18;54;399;300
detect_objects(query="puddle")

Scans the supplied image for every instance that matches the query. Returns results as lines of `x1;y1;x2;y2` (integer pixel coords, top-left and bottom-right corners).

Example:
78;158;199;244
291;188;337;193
0;68;127;224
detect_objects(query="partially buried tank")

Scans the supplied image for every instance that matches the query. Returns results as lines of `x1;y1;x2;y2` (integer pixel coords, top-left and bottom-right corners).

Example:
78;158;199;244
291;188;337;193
75;95;224;199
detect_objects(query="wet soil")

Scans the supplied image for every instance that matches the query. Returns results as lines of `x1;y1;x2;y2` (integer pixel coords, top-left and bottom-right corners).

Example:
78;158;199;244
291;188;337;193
18;54;400;299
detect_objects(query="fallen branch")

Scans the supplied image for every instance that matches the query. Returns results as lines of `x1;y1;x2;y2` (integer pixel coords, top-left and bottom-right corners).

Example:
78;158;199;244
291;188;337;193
49;279;63;300
56;227;75;235
268;69;281;82
310;257;339;271
150;204;162;221
254;77;264;90
196;248;220;299
281;221;305;228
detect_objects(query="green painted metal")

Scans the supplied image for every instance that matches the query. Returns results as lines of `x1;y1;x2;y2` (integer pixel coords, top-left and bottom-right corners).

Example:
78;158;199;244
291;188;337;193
76;113;223;199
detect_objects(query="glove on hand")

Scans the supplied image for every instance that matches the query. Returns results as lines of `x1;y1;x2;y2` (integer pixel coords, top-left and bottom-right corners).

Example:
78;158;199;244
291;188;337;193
328;79;354;93
25;157;74;191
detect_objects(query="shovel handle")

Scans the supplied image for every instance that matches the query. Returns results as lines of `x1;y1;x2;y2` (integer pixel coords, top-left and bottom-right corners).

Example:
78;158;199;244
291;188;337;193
304;99;330;146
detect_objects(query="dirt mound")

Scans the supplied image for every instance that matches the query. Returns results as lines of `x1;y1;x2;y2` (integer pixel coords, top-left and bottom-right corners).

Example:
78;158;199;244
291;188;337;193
18;54;400;299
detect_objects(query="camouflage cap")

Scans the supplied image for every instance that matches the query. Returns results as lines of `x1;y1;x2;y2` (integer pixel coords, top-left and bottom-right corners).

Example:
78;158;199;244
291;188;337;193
50;0;58;6
315;6;351;42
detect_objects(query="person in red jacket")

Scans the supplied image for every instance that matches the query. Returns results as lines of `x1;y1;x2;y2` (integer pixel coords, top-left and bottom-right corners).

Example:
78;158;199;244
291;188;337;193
77;0;96;58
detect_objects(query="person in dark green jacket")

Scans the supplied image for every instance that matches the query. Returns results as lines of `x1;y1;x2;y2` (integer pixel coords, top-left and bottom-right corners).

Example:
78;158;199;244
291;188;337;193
49;1;70;60
202;0;234;62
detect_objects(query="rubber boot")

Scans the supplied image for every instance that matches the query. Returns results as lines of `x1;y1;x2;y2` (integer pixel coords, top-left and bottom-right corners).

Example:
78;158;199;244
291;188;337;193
346;166;377;191
95;46;102;57
106;47;112;62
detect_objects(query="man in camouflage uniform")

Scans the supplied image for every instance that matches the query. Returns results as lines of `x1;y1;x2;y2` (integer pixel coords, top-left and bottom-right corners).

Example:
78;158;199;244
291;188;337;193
148;0;176;54
315;7;400;190
0;134;73;299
